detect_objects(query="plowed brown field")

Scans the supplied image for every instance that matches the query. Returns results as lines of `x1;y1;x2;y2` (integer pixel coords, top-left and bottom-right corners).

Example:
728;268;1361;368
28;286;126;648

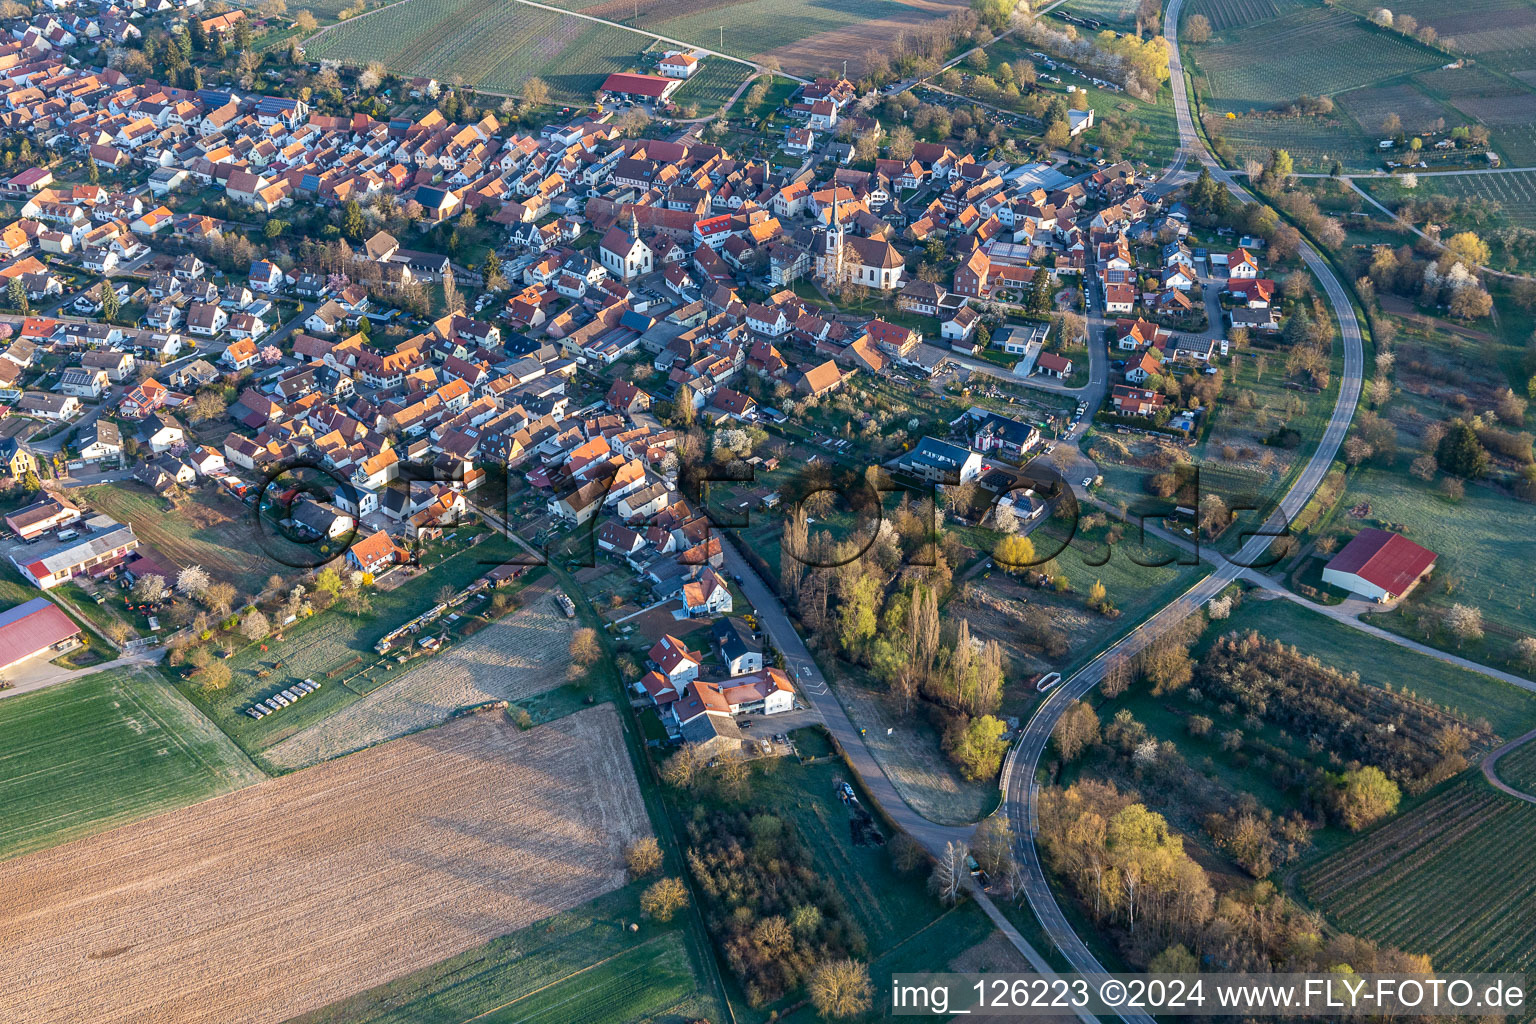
0;706;648;1024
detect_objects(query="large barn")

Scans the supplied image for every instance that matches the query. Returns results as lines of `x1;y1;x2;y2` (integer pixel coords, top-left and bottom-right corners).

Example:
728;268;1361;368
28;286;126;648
0;597;82;671
1321;528;1437;603
600;72;681;104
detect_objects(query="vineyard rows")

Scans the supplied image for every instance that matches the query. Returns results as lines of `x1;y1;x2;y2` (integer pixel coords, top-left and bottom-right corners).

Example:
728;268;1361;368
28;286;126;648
1198;7;1443;111
307;0;655;101
1302;781;1536;974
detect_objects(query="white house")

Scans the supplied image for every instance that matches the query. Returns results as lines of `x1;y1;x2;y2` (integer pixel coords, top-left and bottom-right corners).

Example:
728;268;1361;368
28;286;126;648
648;633;700;686
658;52;699;78
1227;248;1260;279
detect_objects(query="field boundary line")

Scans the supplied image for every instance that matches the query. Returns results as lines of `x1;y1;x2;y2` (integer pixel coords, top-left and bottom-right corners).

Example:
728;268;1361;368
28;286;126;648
114;669;228;778
455;932;663;1023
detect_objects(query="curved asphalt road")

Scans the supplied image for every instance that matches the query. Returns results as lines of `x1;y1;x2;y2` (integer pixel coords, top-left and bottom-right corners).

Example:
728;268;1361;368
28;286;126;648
1001;0;1365;1015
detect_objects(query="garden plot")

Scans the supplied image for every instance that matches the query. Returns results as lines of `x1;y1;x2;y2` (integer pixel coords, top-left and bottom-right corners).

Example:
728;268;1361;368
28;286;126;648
263;580;572;769
0;707;648;1024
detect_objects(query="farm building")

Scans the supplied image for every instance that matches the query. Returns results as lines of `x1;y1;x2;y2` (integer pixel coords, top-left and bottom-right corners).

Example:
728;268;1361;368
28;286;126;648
5;494;82;541
0;597;81;670
1322;528;1437;602
600;72;681;104
11;515;138;589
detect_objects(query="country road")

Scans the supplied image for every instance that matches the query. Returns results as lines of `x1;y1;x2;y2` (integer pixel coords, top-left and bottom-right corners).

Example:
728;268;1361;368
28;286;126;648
1000;0;1366;1015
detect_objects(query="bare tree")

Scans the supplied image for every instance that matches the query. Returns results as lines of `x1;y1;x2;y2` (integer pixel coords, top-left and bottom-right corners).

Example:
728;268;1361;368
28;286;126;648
1100;653;1132;698
625;837;662;877
808;959;873;1019
569;626;601;667
929;840;968;905
639;876;688;921
240;609;270;641
132;574;165;603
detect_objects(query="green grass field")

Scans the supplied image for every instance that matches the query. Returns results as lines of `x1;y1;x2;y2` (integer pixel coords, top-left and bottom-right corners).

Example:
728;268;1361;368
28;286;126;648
285;884;720;1024
173;534;530;760
0;668;263;860
305;0;658;101
1301;777;1536;975
1058;0;1140;29
1340;468;1536;638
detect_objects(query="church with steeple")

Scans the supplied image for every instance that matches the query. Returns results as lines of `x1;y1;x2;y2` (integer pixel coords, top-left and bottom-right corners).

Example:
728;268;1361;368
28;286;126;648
812;192;905;292
599;209;654;282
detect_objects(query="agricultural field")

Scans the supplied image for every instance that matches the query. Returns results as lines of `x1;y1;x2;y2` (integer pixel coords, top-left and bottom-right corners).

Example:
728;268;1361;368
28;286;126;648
0;668;263;861
81;482;274;597
1360;170;1536;231
1493;738;1536;795
173;534;529;759
304;0;658;101
1191;6;1444;114
0;708;649;1024
1213;596;1536;740
671;60;754;116
1336;0;1536;77
1414;63;1536;164
289;884;721;1024
1185;0;1293;32
1210;111;1375;173
1301;778;1536;976
263;579;576;769
1337;81;1467;137
550;0;967;77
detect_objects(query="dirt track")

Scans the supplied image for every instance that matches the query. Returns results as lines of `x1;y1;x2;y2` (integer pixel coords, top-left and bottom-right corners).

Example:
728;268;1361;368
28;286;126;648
0;706;649;1024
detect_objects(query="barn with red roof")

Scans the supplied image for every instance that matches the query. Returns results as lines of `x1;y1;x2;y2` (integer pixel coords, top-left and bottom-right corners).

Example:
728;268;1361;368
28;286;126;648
1322;528;1437;602
0;597;81;671
600;72;681;104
